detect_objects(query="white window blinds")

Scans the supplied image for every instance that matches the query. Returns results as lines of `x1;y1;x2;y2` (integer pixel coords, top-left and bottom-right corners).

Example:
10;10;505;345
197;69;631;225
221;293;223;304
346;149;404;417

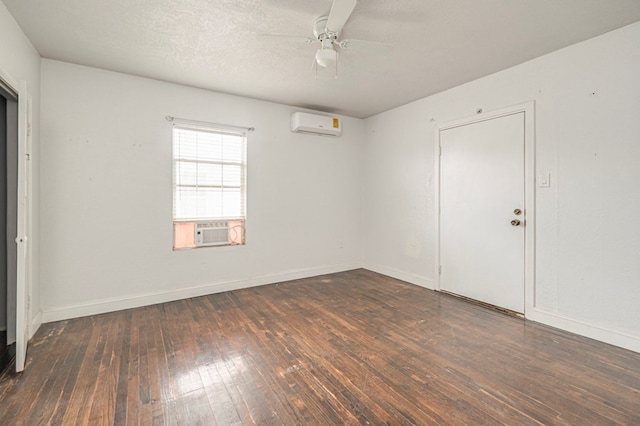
173;125;247;221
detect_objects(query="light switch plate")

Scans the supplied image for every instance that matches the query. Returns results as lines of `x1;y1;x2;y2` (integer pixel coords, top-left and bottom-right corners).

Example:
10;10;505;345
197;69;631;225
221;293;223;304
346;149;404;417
538;172;551;188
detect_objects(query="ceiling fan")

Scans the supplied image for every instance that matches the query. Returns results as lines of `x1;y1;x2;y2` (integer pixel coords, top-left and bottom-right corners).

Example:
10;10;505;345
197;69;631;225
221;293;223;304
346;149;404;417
263;0;391;78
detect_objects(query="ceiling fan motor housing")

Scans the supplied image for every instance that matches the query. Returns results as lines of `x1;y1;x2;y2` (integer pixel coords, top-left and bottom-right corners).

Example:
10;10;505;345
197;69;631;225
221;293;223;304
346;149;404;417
313;16;337;41
313;16;339;68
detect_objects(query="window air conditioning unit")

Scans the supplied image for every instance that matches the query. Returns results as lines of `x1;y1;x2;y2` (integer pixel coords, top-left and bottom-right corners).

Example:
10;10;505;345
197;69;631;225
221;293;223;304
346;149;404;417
291;112;342;137
196;222;229;247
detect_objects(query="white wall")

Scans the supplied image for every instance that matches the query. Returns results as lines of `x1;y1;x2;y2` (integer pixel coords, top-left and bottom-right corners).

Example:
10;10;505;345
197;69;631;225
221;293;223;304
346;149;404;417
40;60;364;321
363;22;640;352
0;3;41;338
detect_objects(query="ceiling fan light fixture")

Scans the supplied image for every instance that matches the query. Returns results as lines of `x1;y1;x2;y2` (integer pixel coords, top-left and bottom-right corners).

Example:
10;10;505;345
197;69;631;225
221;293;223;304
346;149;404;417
315;48;337;68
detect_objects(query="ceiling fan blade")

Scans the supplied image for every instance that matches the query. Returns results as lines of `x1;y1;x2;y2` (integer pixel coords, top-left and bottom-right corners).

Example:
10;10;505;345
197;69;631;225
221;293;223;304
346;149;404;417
338;39;393;51
258;34;317;44
325;0;357;34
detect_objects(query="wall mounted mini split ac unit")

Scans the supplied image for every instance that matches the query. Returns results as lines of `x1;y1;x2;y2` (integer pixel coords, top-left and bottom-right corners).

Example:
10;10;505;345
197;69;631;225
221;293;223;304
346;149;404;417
291;112;342;137
195;222;229;247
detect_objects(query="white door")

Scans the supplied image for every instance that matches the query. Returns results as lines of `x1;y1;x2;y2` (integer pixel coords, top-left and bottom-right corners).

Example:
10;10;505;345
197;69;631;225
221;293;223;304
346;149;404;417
14;82;30;372
439;112;525;313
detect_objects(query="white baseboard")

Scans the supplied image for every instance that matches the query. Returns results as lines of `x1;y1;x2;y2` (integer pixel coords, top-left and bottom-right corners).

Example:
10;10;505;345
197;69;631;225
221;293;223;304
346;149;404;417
30;311;42;339
363;262;434;290
527;307;640;353
41;262;361;323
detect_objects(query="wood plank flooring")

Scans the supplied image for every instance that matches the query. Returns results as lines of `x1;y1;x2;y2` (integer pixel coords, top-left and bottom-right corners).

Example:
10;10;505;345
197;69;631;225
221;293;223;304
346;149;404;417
1;269;639;425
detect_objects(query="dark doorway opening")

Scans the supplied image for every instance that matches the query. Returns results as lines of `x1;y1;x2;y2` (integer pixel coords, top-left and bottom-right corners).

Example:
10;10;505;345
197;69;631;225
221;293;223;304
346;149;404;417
0;78;18;374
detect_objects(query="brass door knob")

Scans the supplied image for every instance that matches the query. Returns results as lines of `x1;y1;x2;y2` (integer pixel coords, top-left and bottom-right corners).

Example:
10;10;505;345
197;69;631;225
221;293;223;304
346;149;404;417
511;219;521;226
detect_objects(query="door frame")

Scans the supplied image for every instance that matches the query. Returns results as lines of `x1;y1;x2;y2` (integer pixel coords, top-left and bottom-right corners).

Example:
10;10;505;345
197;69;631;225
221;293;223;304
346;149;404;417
434;101;536;317
0;66;31;372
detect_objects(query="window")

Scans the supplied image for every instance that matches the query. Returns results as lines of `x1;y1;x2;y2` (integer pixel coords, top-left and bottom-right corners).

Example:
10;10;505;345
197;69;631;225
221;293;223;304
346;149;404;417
172;123;247;249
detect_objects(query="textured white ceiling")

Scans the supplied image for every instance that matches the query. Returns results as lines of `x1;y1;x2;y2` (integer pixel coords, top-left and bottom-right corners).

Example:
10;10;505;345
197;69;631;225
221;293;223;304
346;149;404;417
4;0;640;118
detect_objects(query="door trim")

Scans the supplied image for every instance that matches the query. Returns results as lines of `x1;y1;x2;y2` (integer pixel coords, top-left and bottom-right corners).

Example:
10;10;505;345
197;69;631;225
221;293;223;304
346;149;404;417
434;101;536;317
0;65;31;372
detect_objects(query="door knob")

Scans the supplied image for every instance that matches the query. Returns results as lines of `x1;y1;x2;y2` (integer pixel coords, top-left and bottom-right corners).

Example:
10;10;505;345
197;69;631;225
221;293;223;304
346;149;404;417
511;219;521;226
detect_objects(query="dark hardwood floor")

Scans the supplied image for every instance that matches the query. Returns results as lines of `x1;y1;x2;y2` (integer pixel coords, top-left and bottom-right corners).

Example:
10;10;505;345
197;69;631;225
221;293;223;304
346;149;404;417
0;330;12;376
0;269;639;425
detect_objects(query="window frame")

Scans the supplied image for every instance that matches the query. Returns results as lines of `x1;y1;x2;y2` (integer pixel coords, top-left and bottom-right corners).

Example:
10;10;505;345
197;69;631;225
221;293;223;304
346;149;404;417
171;122;247;250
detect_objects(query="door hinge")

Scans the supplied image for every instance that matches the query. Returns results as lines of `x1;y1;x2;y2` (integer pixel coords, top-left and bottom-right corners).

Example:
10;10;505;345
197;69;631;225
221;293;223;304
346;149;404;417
438;265;442;275
27;295;31;309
